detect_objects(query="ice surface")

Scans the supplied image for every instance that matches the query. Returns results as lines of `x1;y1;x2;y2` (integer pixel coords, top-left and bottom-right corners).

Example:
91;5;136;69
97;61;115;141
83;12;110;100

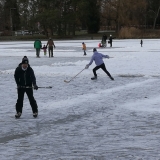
0;39;160;159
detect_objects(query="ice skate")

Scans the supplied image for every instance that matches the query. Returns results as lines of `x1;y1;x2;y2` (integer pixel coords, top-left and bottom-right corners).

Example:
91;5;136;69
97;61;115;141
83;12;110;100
91;76;97;80
33;112;38;118
15;112;22;118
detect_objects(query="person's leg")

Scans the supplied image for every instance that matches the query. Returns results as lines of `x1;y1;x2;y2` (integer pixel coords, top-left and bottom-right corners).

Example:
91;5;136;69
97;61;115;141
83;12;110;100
36;48;40;57
93;65;101;77
26;88;38;114
51;46;53;57
38;48;40;57
15;89;25;113
36;49;38;57
100;63;114;80
48;48;51;57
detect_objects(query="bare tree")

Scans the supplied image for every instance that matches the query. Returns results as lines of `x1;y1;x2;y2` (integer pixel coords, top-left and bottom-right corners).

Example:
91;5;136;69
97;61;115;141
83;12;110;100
153;5;160;29
101;0;146;32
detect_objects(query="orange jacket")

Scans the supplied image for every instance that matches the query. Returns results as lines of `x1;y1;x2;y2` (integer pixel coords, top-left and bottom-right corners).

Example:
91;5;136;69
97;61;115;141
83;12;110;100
82;43;86;50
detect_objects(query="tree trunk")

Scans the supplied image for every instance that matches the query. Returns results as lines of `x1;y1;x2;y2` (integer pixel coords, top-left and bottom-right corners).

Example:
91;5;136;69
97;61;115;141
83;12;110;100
57;22;61;36
72;23;75;36
153;5;160;30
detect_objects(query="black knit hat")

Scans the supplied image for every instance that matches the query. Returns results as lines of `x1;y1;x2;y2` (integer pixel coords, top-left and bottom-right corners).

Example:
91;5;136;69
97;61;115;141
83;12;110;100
22;56;29;64
93;48;97;52
22;59;28;64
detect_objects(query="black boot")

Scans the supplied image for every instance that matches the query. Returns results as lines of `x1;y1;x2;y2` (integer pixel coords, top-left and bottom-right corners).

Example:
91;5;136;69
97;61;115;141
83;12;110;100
91;76;97;80
33;112;38;118
15;112;22;118
110;76;114;80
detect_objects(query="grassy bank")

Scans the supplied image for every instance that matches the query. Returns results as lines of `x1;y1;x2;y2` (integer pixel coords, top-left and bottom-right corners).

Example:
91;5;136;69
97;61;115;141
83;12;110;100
0;29;160;41
0;30;116;41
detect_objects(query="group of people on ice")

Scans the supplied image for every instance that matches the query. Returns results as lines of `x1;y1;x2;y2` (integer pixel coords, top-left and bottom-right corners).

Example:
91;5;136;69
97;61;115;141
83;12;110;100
14;47;114;119
98;34;113;48
14;31;146;119
34;37;56;58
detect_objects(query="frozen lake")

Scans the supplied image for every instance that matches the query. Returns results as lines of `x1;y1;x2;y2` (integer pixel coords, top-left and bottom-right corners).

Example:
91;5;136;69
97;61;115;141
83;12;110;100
0;39;160;159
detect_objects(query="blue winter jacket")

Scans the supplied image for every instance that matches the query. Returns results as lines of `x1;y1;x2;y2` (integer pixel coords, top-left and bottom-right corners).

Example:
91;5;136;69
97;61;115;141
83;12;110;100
88;51;109;66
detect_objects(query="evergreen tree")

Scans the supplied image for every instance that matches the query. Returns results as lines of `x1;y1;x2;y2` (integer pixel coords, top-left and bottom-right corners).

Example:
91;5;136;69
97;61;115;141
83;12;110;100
77;0;100;33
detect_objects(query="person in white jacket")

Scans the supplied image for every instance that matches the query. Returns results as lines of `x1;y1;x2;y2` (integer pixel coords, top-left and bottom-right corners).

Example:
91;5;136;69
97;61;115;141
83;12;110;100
85;48;114;80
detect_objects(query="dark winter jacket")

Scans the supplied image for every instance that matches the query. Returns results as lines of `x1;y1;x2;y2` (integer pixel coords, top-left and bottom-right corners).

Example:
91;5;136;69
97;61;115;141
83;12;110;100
109;36;113;43
102;35;107;42
14;65;36;87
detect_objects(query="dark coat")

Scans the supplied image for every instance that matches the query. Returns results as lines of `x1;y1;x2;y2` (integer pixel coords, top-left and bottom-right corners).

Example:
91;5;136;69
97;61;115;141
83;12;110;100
14;64;36;87
102;35;107;42
109;36;113;42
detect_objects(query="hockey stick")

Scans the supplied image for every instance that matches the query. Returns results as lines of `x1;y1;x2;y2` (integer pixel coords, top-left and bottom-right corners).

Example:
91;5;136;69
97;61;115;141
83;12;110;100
17;86;52;89
36;86;52;89
64;68;85;83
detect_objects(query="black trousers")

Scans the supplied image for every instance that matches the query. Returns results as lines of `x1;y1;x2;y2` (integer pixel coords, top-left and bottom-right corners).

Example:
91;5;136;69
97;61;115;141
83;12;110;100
36;48;40;57
48;46;53;57
110;42;112;47
16;88;38;113
93;63;112;78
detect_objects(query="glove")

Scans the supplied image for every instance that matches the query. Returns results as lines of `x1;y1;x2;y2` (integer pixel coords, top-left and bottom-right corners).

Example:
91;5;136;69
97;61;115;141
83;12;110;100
85;64;89;69
33;84;38;90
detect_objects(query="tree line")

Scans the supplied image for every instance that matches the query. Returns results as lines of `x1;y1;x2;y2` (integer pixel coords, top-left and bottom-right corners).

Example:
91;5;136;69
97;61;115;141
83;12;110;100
0;0;160;36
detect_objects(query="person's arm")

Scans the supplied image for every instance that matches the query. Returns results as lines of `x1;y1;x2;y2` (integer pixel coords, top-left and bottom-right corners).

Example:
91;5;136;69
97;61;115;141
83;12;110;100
53;41;56;48
46;41;49;47
34;41;36;48
85;56;94;69
101;53;109;59
39;41;42;48
88;56;94;66
14;68;20;86
30;68;39;90
30;68;36;85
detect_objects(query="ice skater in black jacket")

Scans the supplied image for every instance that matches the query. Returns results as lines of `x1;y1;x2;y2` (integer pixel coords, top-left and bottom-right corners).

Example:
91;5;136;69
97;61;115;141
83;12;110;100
14;57;38;118
109;35;113;47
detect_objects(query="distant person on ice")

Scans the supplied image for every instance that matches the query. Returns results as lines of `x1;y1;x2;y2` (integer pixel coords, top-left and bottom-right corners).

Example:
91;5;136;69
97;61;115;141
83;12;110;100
46;38;56;57
34;39;42;58
102;34;107;47
41;44;47;56
82;42;87;55
14;57;38;118
85;48;114;80
140;39;143;47
109;35;113;47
